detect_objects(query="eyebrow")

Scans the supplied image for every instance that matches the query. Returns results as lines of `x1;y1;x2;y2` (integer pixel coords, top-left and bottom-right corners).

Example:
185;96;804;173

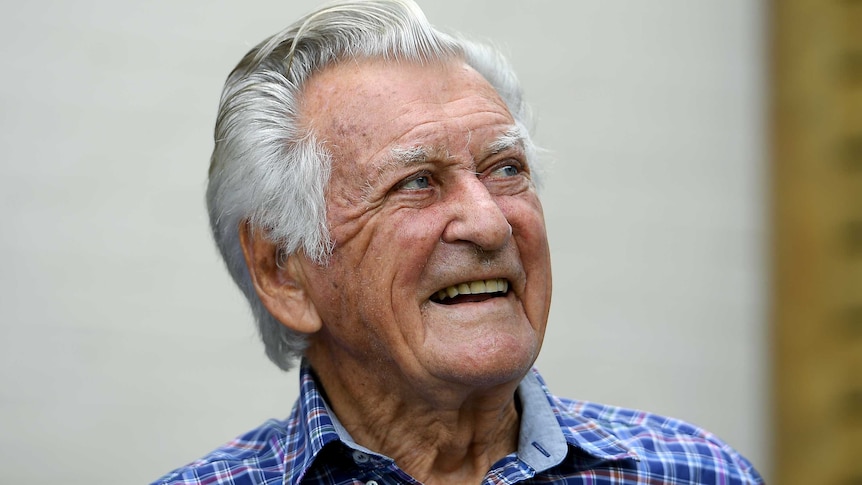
487;125;528;156
388;144;439;167
384;124;527;169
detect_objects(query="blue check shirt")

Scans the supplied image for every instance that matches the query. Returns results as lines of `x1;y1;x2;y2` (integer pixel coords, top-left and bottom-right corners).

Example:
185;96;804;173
154;365;763;484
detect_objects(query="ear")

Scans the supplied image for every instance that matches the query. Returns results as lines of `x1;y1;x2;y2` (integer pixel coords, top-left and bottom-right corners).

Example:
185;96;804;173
238;223;323;334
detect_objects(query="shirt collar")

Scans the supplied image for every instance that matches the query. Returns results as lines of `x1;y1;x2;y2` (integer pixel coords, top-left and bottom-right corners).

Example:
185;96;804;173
515;368;570;470
522;369;638;466
287;362;354;485
518;369;638;471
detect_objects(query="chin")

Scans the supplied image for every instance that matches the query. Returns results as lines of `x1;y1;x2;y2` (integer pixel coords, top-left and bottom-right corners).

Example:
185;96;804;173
431;337;539;390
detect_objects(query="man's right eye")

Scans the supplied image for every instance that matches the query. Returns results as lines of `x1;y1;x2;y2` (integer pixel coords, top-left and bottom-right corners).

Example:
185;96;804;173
400;175;430;190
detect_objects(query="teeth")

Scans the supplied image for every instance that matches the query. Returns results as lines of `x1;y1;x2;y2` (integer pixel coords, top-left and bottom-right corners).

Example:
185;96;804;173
433;278;509;302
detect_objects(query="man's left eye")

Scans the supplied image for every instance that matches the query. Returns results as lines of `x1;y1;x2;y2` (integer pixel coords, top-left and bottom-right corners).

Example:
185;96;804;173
492;165;520;177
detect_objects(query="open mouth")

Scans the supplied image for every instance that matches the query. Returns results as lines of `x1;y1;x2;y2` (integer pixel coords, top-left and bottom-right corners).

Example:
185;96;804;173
430;278;510;305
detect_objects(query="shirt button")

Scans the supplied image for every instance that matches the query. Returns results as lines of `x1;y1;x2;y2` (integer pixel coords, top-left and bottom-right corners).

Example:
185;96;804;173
352;451;370;464
365;481;379;485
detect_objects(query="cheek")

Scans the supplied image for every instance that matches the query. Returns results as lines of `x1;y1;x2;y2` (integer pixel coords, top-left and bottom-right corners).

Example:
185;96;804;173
500;195;549;250
305;256;352;316
385;209;448;268
309;252;389;343
502;196;552;304
332;209;446;303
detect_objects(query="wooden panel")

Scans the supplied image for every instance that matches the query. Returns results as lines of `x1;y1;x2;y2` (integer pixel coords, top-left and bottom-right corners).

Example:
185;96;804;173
773;0;862;483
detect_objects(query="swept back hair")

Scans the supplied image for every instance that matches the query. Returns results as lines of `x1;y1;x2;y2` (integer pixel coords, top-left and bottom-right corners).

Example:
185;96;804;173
207;0;538;371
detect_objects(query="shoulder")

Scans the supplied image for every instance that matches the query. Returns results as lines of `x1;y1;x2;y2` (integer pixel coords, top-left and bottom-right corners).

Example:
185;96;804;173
552;393;712;439
151;419;291;485
549;394;764;483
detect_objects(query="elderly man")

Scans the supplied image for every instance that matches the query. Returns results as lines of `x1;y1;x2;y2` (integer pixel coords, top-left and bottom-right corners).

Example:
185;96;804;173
155;1;763;484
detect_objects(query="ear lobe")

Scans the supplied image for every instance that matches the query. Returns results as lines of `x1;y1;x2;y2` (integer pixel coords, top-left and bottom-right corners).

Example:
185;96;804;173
238;223;323;334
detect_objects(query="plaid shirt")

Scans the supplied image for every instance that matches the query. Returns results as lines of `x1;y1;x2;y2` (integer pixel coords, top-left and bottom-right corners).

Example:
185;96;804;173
154;365;763;484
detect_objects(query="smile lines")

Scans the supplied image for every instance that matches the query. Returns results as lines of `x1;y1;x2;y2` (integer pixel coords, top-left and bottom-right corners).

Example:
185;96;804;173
432;278;509;302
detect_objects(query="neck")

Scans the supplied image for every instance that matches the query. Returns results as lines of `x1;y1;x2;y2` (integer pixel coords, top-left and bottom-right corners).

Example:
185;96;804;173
306;347;523;485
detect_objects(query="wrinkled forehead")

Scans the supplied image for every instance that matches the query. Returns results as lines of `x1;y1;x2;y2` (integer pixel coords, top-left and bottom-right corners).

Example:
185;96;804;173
297;58;517;175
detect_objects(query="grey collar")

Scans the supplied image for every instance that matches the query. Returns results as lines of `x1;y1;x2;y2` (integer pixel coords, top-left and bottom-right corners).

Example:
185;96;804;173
515;370;568;472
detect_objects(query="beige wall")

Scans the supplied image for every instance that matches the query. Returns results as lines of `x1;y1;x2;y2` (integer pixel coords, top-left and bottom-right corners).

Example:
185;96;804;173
0;1;768;483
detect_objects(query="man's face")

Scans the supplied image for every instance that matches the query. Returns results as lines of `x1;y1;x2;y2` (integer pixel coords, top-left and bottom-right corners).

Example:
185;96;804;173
298;59;551;393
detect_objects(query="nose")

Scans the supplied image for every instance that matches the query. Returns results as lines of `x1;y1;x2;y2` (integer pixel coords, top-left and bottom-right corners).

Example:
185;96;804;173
441;174;512;250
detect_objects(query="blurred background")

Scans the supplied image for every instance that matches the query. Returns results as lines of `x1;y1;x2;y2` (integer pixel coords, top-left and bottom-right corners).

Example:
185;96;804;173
0;0;857;483
772;1;862;483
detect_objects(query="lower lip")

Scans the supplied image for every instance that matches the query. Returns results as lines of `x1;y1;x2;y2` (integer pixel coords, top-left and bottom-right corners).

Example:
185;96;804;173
424;291;522;325
429;291;510;306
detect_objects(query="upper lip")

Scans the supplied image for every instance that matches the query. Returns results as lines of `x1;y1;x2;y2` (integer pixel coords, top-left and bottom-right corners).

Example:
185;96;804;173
424;265;523;302
419;248;526;303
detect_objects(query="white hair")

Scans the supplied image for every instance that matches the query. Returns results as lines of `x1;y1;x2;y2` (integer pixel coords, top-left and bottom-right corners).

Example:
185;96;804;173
207;0;540;371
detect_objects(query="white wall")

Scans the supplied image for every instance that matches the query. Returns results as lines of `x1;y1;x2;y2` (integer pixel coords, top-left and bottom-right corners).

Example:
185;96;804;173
0;1;769;483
